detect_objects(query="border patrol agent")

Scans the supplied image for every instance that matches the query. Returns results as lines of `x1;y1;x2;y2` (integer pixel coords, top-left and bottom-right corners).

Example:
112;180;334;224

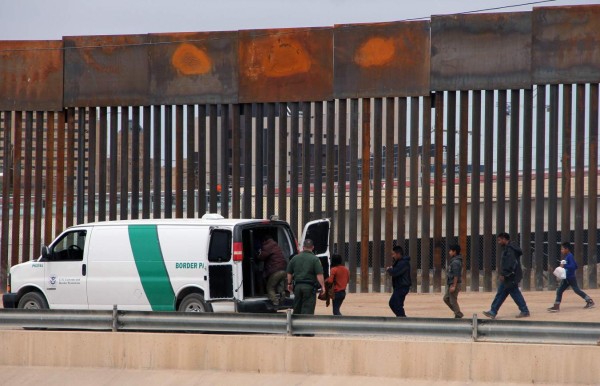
287;239;325;315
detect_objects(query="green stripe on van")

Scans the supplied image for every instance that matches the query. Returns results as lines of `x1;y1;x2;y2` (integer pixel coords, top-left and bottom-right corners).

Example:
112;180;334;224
128;225;175;311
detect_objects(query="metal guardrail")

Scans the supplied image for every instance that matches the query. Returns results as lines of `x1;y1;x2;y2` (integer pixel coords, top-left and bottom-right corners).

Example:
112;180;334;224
0;308;598;345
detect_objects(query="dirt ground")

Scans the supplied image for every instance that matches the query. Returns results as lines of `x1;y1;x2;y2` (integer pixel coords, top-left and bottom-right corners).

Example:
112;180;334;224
314;287;600;322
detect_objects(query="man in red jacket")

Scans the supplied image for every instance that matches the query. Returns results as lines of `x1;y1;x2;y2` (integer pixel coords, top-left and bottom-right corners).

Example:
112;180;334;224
257;235;288;305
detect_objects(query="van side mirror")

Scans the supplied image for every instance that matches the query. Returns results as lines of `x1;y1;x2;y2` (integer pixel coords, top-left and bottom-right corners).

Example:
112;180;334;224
41;245;50;261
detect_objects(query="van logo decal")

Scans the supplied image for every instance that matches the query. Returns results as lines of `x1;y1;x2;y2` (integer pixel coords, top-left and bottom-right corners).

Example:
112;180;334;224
128;225;176;311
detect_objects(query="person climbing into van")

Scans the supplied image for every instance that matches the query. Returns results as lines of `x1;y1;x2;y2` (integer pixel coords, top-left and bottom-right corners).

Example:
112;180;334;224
257;234;288;306
287;239;325;315
325;253;350;316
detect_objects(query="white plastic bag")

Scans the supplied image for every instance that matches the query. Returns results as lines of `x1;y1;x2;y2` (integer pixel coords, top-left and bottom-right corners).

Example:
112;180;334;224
553;266;566;280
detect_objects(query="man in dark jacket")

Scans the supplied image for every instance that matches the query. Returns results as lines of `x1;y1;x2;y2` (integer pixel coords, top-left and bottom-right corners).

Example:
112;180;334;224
257;235;288;305
386;245;411;317
443;244;464;318
483;232;530;319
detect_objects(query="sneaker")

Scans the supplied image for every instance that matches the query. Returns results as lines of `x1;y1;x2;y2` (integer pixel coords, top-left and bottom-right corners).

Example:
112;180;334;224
482;311;495;319
584;300;595;309
547;304;560;312
516;312;530;318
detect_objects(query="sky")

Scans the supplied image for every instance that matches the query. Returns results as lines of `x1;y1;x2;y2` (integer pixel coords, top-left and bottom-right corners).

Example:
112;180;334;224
1;0;598;40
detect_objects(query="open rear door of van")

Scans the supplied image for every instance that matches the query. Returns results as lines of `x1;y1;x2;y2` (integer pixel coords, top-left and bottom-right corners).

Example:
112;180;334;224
300;219;331;278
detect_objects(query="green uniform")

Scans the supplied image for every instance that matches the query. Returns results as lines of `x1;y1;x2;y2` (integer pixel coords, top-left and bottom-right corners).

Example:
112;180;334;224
287;250;323;315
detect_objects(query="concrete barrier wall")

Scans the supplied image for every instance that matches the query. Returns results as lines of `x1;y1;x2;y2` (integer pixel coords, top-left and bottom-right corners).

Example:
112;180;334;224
0;331;597;384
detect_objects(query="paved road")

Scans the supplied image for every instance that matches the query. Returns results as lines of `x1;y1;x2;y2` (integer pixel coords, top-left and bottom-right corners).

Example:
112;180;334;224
314;287;600;322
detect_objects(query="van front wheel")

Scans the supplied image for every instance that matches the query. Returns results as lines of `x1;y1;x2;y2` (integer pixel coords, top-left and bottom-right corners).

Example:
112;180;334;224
18;292;49;310
178;293;211;312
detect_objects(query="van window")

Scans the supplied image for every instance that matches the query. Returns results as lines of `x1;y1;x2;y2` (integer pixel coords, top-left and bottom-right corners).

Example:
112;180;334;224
208;229;232;263
52;230;87;261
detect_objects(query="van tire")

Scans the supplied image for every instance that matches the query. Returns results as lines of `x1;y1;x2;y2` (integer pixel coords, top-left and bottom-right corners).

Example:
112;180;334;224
18;292;49;310
178;293;211;313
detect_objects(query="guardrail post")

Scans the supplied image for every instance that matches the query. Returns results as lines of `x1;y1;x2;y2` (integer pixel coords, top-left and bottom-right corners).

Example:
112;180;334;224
472;313;478;341
286;309;293;336
112;305;118;332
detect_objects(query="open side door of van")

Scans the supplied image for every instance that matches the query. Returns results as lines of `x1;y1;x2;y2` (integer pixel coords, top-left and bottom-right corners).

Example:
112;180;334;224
300;219;331;278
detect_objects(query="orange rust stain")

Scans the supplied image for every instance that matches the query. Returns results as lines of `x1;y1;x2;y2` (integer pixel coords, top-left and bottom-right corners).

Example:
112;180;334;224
354;37;396;68
245;38;311;79
171;43;212;76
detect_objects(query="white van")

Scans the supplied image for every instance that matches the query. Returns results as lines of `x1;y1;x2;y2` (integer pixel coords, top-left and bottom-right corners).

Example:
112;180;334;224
3;215;330;313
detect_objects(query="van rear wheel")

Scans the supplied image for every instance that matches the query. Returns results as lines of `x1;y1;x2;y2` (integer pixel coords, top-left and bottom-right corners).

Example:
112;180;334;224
18;292;48;310
178;293;211;312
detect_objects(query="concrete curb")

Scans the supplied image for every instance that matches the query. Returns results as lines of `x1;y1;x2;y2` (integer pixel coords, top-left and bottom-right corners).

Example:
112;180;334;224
0;330;597;384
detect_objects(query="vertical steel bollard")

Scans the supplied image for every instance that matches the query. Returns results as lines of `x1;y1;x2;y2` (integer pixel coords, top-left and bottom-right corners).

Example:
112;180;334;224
112;305;118;332
286;309;293;336
472;313;478;341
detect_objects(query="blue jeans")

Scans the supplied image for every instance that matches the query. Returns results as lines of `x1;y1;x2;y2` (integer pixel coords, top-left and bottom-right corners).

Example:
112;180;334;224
489;281;529;316
555;277;590;303
389;286;410;317
332;290;346;316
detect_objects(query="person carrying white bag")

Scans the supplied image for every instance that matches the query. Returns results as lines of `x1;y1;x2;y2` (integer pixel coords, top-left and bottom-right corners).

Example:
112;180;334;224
547;242;595;312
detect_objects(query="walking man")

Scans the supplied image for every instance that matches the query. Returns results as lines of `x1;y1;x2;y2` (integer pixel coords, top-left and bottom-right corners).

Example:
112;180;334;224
386;245;411;317
443;244;464;318
286;239;325;315
483;232;530;319
547;242;594;312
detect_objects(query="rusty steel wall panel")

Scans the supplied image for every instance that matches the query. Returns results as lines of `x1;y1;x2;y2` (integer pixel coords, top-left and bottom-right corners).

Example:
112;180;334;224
547;85;559;290
88;108;97;222
149;32;238;105
433;93;443;292
220;104;231;219
361;98;371;293
278;103;289;221
421;95;431;293
33;111;43;253
142;106;151;219
495;90;507;278
0;40;63;111
131;107;140;220
238;27;333;103
334;21;430;98
588;83;598;289
533;5;600;84
431;12;532;91
64;34;149;107
409;97;419;292
175;105;184;218
22;112;33;262
10;112;22;267
336;100;347;257
1;112;11;285
470;91;481;292
372;98;382;292
44;112;55;244
120;107;130;220
186;105;196;218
